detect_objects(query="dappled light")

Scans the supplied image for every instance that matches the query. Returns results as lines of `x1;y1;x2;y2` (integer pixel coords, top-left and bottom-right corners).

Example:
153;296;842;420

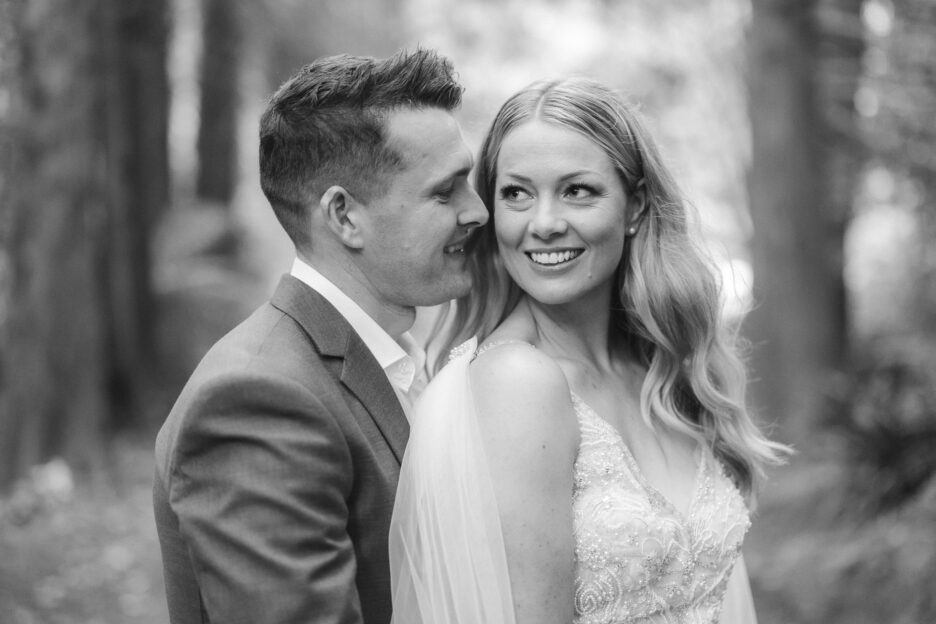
1;0;934;622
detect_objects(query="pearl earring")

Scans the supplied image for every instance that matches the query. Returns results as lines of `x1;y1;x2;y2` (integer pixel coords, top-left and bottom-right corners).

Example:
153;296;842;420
627;226;637;236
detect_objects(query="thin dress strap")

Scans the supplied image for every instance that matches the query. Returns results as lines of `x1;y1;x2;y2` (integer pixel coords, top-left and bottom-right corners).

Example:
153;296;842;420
474;339;535;359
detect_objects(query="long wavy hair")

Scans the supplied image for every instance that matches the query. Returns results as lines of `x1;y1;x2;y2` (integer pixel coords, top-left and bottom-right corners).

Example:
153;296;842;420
433;77;788;501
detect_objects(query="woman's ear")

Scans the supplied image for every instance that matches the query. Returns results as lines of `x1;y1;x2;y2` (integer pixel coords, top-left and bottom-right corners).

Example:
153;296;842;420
320;185;365;249
625;178;649;233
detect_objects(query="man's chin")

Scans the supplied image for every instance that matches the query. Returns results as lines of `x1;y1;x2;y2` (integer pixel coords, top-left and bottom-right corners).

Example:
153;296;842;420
447;275;475;300
415;277;473;307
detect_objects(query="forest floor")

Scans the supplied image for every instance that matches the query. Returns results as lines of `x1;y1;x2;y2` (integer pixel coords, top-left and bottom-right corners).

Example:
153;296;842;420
0;438;168;624
0;436;833;624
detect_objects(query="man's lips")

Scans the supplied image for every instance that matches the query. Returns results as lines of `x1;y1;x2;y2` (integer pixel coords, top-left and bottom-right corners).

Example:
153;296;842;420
444;239;468;254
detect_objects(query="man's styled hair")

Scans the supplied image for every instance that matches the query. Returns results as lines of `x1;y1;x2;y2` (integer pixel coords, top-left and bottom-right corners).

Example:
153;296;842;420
259;48;463;247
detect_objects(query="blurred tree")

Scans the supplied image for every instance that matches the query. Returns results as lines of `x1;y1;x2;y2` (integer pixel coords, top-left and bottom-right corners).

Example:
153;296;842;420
110;0;171;425
196;0;241;206
0;0;170;488
745;1;936;616
863;0;936;334
745;0;861;438
0;0;13;239
0;0;110;487
817;0;864;327
260;0;407;91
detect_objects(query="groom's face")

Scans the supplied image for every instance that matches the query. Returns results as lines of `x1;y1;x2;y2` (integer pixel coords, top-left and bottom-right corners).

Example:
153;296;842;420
357;107;487;308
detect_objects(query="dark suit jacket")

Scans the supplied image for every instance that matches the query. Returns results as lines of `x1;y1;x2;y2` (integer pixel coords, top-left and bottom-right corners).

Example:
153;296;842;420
154;275;409;624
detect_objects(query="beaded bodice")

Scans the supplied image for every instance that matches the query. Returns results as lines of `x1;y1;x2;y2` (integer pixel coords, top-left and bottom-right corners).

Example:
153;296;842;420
571;393;751;624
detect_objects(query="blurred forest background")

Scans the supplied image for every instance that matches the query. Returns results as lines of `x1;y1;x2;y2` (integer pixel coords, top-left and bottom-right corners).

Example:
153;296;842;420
1;0;934;622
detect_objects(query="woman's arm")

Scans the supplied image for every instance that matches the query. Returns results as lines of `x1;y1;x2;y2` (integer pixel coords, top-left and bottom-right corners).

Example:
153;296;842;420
470;344;580;624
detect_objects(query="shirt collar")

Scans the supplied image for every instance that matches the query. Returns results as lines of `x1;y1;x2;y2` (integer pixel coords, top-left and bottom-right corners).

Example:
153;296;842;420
290;258;424;392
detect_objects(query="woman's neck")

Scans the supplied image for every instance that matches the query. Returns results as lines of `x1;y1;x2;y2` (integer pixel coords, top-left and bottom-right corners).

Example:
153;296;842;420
521;295;615;370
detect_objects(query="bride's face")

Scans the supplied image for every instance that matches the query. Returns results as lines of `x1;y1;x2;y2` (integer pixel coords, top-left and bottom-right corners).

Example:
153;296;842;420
493;120;630;307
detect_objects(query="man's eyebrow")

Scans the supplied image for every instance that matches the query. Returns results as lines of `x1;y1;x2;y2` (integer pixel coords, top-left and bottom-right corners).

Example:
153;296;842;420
452;164;473;178
452;152;475;178
431;160;474;188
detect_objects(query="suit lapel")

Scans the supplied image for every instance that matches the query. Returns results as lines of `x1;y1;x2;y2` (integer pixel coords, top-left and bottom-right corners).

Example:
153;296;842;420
271;275;410;463
338;337;410;463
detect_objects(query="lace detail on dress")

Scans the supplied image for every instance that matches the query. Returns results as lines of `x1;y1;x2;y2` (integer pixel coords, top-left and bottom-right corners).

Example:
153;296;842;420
571;394;751;624
447;338;533;364
448;338;479;361
474;339;535;358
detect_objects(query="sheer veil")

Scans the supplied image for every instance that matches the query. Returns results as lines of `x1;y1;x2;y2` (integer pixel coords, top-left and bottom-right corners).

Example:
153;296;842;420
389;338;517;624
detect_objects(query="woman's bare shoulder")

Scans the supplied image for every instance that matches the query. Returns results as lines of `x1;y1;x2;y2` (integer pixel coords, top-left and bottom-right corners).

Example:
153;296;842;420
469;336;577;445
472;338;566;397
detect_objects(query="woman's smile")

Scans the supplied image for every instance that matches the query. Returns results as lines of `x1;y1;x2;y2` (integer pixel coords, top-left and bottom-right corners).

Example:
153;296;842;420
526;248;584;267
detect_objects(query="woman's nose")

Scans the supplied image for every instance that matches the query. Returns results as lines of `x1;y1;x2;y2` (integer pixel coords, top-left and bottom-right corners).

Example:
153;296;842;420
529;199;567;239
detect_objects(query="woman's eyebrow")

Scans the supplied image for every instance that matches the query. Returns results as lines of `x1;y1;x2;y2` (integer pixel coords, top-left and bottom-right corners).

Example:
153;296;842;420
498;170;598;184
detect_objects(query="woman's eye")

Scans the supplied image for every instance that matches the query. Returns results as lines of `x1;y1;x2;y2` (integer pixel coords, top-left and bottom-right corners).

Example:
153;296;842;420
565;183;596;199
499;185;531;202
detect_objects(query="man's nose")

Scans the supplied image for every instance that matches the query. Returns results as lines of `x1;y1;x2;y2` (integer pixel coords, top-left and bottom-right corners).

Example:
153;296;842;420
457;186;489;229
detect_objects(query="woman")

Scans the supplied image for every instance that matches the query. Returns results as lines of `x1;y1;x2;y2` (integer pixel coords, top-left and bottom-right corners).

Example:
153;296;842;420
390;78;789;624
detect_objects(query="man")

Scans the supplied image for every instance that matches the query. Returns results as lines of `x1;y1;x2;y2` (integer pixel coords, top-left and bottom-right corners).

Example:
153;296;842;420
153;49;487;624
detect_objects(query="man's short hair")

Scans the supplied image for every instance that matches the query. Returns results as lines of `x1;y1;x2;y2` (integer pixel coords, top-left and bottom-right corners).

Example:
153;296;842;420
259;48;463;248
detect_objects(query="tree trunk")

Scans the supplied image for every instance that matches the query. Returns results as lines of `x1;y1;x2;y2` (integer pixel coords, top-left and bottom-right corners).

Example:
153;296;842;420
0;0;170;487
0;0;111;486
197;0;241;205
107;0;170;427
745;0;850;440
817;0;863;340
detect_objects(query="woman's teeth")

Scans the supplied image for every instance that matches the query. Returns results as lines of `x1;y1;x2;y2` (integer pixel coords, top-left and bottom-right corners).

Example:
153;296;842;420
529;250;582;265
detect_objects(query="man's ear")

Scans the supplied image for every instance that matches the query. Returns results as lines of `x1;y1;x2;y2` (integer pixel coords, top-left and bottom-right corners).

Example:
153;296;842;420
320;185;365;249
625;178;649;232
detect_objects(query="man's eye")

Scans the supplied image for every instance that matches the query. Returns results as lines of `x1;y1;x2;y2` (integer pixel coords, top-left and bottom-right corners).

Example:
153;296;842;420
435;185;454;202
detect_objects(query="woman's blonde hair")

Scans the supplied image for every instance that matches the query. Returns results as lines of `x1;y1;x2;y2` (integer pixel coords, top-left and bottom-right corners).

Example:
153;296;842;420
434;77;789;501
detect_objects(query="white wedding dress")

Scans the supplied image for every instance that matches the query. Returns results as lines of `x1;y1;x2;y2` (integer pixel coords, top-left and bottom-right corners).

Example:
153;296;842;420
389;339;758;624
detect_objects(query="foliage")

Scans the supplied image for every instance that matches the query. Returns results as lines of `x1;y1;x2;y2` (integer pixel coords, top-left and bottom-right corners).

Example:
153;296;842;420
861;0;936;187
828;0;936;520
753;466;936;624
821;336;936;516
855;0;936;333
748;333;936;624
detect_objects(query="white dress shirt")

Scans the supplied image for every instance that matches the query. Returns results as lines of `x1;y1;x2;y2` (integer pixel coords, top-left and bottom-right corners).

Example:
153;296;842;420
290;258;426;419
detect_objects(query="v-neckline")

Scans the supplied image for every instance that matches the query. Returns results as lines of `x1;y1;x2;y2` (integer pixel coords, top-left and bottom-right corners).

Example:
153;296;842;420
570;391;705;521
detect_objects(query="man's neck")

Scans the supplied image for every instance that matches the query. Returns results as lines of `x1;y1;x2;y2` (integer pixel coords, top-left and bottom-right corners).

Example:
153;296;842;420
297;254;415;340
